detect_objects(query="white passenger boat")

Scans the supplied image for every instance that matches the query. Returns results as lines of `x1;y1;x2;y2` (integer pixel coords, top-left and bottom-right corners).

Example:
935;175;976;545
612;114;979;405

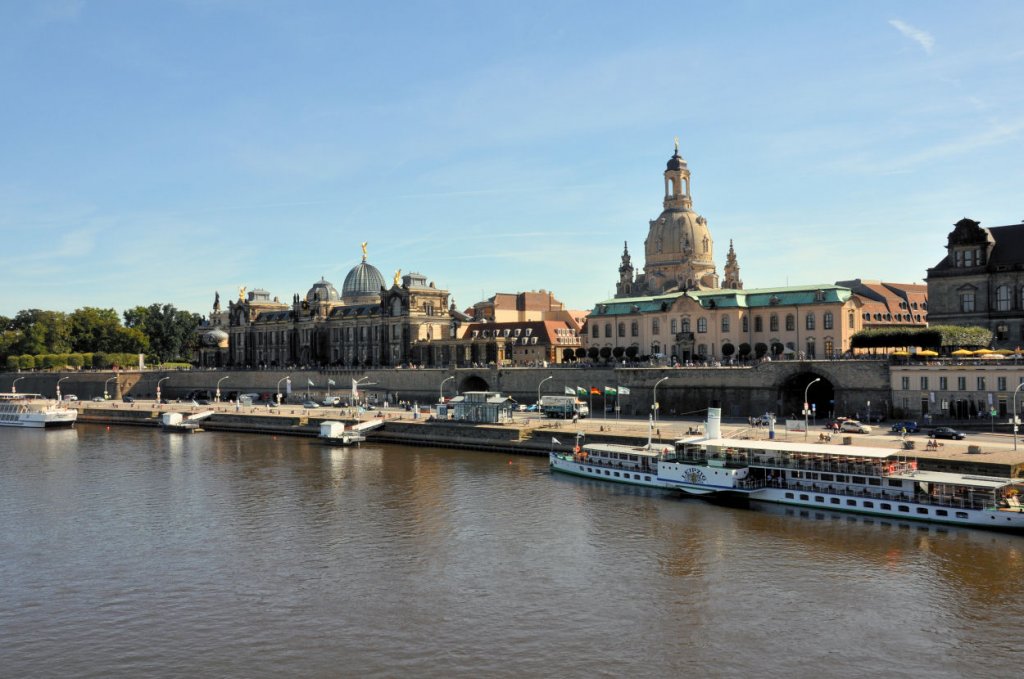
0;393;78;428
659;408;1024;533
549;430;678;490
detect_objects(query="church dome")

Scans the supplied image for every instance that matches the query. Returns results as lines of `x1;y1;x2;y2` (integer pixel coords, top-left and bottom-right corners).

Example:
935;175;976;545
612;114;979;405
202;328;229;347
666;149;687;171
306;277;340;303
342;260;386;300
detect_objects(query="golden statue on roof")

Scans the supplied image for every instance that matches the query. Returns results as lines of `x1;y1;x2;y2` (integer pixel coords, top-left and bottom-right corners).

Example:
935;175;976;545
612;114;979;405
394;269;401;286
361;241;368;260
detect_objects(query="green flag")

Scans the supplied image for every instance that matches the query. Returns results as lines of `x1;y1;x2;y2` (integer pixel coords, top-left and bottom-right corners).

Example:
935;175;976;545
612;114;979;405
576;386;587;397
604;386;617;396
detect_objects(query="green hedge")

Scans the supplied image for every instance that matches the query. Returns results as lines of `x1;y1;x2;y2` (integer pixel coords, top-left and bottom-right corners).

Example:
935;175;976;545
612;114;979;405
850;325;993;350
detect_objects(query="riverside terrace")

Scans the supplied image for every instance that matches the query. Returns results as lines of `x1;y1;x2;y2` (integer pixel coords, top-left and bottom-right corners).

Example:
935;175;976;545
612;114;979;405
69;399;1024;478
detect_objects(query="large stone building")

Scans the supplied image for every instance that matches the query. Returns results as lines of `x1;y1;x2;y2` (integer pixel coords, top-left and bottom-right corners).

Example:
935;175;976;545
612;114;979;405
926;218;1024;347
615;140;742;297
213;245;451;368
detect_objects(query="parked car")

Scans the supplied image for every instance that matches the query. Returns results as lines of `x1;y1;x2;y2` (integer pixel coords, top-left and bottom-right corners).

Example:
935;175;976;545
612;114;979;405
63;394;78;401
122;396;135;403
754;413;775;426
525;404;539;412
890;421;921;433
322;396;341;407
841;420;872;433
302;401;321;409
930;427;967;440
91;396;105;402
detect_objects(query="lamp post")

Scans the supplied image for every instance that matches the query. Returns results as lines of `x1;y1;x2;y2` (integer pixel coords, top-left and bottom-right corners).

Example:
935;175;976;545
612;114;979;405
276;375;290;405
537;375;553;408
653;376;668;430
104;376;117;400
354;376;371;406
803;377;821;441
12;376;25;393
156;377;170;404
216;375;230;403
439;375;455;403
1013;382;1024;451
55;376;70;401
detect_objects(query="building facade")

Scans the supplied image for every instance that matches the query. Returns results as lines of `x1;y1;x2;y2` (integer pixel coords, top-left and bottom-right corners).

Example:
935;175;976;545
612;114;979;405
926;218;1024;347
890;362;1024;420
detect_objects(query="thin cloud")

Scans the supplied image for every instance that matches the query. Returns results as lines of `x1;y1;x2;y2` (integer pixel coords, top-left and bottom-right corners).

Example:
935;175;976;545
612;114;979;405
889;19;935;54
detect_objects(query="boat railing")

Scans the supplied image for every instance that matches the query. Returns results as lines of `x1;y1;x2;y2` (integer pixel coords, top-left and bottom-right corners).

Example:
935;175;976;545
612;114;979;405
676;452;912;478
553;452;658;475
738;477;991;511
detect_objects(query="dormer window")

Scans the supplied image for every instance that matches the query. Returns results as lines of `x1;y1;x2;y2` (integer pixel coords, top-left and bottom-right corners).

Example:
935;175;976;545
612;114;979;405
814;290;825;302
504;329;511;337
514;329;522;337
525;328;533;337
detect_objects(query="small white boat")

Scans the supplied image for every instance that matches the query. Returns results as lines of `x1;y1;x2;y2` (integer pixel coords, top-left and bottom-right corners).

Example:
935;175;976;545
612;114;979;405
0;393;77;428
319;420;371;446
161;411;214;433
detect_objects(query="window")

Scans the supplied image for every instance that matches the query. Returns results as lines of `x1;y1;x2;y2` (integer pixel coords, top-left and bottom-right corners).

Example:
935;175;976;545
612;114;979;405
604;323;612;338
998;377;1007;391
721;315;730;332
957;376;966;391
815;496;825;503
960;291;975;312
920;377;928;390
592;324;599;338
996;286;1012;311
682;318;691;333
742;316;749;332
939;377;948;390
881;503;892;510
978;376;986;390
936;509;948;517
824;312;834;330
618;322;625;338
863;501;874;509
806;338;815;358
770;315;779;332
917;507;928;515
805;313;815;330
697;318;707;333
631;321;638;337
901;376;910;390
824;338;834;356
846;499;856;506
898;505;910;513
754;317;763;332
652;319;660;335
786;314;795;331
670;319;678;334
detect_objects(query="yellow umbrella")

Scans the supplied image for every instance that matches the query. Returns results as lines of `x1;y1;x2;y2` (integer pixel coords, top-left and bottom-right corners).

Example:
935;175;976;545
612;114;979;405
994;348;1014;355
917;350;939;357
972;348;994;355
892;350;910;357
981;353;1005;359
951;349;974;356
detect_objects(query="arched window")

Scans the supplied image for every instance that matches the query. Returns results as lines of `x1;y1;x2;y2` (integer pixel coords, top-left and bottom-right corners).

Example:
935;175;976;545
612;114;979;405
769;314;779;332
847;312;854;329
670;319;678;334
823;312;833;329
806;313;815;330
618;322;625;337
721;315;730;332
682;318;691;333
631;321;639;336
785;314;795;331
754;317;763;333
604;323;612;337
742;316;749;332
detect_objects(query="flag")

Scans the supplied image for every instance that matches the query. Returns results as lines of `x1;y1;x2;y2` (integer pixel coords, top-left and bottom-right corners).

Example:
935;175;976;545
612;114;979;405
618;386;631;395
590;387;601;396
576;386;587;397
552;437;561;445
328;379;336;386
604;386;617;396
564;386;575;396
307;379;314;387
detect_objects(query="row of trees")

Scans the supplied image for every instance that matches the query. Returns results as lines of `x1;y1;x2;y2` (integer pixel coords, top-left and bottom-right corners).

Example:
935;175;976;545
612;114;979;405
0;304;203;367
850;325;994;351
5;353;148;371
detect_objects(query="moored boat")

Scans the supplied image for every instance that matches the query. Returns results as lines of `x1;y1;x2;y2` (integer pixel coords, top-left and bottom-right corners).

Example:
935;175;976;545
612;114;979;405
549;429;677;490
0;393;78;429
659;408;1024;532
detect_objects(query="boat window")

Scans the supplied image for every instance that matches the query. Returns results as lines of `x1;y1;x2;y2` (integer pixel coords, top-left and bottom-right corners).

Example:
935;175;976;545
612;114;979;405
604;471;610;476
800;494;809;501
846;499;857;506
830;498;840;505
863;501;874;508
644;476;651;481
868;479;881;486
852;476;865;484
634;474;640;480
835;475;846;483
898;505;909;513
936;510;948;517
916;508;928;515
820;473;834;481
956;512;968;519
815;496;824;503
785;493;794;499
887;480;902;487
587;468;593;473
791;471;801;478
881;503;892;510
613;472;620;477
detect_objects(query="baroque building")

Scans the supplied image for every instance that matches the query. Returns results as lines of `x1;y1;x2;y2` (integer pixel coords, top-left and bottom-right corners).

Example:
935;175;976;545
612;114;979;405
221;245;451;368
616;140;742;297
926;218;1024;346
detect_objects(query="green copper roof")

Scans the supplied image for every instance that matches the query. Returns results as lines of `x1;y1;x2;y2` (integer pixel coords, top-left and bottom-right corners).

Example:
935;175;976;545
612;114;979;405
590;285;851;316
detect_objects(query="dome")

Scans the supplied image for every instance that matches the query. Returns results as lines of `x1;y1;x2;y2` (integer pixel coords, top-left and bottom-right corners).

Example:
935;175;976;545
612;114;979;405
202;329;229;347
342;260;386;300
666;149;687;171
306;277;340;303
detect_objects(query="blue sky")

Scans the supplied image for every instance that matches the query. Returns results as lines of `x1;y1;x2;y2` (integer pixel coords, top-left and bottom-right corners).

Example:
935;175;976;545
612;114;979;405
2;1;1022;319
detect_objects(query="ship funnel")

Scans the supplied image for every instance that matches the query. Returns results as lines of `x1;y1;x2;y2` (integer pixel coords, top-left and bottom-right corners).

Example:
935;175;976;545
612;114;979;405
706;407;721;439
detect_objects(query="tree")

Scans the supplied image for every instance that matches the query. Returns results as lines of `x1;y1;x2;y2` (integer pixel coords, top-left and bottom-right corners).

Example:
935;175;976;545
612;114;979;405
574;348;587;360
10;310;71;355
721;343;735;357
562;348;575;362
124;303;202;362
587;347;600;361
5;356;19;370
612;347;625;360
738;343;751;357
19;354;35;370
599;347;612;361
625;346;639;360
754;343;768;358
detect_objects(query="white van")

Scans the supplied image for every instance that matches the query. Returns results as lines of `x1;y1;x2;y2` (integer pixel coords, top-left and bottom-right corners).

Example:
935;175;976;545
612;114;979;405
239;393;260;405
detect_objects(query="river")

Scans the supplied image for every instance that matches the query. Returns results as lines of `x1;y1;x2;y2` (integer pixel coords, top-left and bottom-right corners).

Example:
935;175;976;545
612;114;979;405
2;425;1022;678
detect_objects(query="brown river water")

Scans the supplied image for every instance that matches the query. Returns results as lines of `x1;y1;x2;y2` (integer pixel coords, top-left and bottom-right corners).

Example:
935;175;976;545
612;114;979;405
1;425;1023;678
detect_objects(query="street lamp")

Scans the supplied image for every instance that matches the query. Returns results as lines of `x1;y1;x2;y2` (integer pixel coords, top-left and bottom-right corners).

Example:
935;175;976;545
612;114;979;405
353;376;371;406
56;376;70;401
104;376;117;400
216;375;230;403
156;377;170;404
439;375;455;403
12;376;25;393
653;376;668;430
1013;381;1024;451
803;377;821;441
276;375;290;405
537;375;554;407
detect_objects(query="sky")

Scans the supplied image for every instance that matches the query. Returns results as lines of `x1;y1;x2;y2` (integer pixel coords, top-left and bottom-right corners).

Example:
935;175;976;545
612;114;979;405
2;1;1023;319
